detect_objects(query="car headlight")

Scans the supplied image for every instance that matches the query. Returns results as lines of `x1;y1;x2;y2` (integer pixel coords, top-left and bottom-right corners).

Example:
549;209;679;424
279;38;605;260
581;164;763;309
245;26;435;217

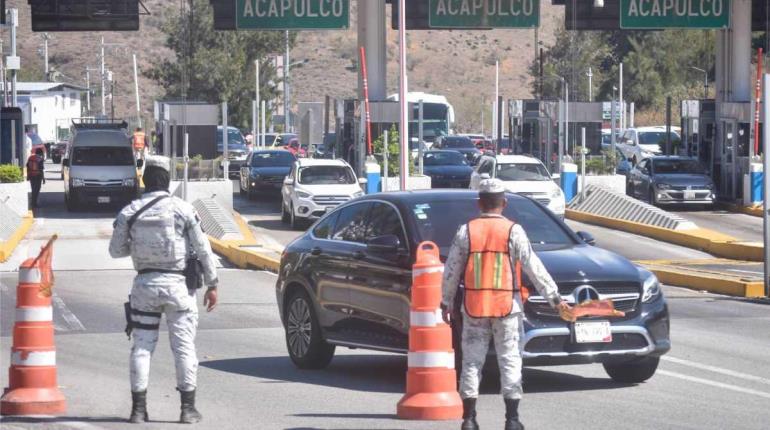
71;178;85;187
655;183;671;190
296;191;311;199
642;273;662;303
122;178;136;187
550;187;563;199
352;190;364;198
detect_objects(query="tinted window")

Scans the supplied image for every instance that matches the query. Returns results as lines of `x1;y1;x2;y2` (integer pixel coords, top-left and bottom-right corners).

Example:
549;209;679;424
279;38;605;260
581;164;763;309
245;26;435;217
299;166;356;185
443;137;474;148
412;197;574;251
312;212;339;240
652;159;706;174
496;163;550;181
423;151;467;166
332;203;373;243
365;202;406;248
478;160;493;174
264;135;277;146
251;151;295;167
216;128;246;147
74;131;128;146
72;146;134;166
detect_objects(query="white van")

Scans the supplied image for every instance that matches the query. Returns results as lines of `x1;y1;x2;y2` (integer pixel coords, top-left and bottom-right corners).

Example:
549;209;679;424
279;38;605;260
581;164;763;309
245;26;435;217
62;122;142;211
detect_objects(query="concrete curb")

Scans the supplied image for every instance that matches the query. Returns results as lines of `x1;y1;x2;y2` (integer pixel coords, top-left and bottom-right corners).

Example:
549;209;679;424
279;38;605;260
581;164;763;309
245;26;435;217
566;209;763;262
722;203;763;218
0;211;34;263
206;210;281;272
638;260;764;298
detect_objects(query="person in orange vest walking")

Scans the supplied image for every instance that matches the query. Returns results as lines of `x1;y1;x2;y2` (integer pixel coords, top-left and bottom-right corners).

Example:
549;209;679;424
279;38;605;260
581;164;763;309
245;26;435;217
132;127;147;160
441;178;574;430
26;148;46;208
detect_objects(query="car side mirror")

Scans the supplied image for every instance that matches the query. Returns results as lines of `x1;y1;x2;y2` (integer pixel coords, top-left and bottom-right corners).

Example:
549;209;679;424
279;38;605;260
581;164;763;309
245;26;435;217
62;159;69;167
576;231;596;246
136;159;144;169
283;177;294;186
366;234;400;253
358;177;368;185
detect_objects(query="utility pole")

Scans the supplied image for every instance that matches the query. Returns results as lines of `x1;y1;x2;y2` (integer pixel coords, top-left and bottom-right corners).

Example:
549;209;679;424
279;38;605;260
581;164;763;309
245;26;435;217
619;62;625;131
133;54;141;128
763;74;770;297
587;67;593;102
398;0;408;191
255;59;260;147
9;9;19;107
85;66;99;116
101;37;106;116
284;30;290;133
43;33;50;78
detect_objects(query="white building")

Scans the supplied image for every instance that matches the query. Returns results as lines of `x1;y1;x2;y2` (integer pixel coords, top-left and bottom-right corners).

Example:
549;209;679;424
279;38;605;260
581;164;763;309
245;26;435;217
1;82;87;142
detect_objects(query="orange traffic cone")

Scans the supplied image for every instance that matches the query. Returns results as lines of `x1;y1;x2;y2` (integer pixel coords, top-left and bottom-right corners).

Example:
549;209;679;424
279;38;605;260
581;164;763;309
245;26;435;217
1;257;66;416
397;242;462;420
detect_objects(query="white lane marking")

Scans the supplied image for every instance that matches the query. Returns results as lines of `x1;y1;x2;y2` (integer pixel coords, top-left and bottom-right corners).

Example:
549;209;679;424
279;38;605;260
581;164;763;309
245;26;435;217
256;270;278;277
52;294;85;331
725;268;763;275
662;356;770;386
658;370;770;400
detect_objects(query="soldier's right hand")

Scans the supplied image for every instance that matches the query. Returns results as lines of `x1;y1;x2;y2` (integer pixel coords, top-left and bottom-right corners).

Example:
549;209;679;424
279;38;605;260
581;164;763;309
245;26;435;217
441;303;452;324
204;288;218;312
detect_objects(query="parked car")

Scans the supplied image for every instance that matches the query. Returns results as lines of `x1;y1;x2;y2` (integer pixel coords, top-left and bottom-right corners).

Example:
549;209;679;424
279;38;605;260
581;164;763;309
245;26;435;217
470;154;565;219
50;141;68;164
217;126;249;179
618;127;681;165
421;150;473;189
239;150;296;199
62;121;141;211
281;158;365;229
26;132;47;160
276;190;670;383
434;135;482;165
627;156;715;206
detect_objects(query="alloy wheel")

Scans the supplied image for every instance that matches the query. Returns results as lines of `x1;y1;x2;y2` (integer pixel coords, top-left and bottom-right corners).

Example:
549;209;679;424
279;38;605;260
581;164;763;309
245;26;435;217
287;297;312;358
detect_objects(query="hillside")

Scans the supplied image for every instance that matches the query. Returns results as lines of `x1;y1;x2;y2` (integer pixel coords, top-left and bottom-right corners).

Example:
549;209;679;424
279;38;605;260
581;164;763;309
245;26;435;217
4;0;564;132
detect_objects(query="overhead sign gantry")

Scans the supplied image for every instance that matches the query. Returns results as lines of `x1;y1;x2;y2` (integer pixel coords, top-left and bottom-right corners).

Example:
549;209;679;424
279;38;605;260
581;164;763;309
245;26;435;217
235;0;350;29
620;0;730;29
428;0;540;28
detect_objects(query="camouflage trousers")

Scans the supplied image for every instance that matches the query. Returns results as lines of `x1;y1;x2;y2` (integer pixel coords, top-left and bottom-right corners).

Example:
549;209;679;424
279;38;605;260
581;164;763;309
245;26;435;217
460;311;523;400
129;273;199;392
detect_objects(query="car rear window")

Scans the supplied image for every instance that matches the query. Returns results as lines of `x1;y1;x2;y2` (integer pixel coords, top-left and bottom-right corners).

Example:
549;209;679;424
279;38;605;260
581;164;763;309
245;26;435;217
444;137;474;148
299;166;355;185
424;151;467;166
251;152;295;167
496;163;550;181
412;197;574;251
72;146;134;166
73;131;128;146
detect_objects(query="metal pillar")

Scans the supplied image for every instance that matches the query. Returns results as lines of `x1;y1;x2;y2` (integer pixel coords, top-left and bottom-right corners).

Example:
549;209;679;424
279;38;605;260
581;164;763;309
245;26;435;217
731;0;752;102
255;59;260;146
398;0;408;191
418;100;424;175
222;103;229;180
133;54;141;128
357;0;387;101
10;9;18;107
284;31;290;132
763;74;770;297
101;37;106;116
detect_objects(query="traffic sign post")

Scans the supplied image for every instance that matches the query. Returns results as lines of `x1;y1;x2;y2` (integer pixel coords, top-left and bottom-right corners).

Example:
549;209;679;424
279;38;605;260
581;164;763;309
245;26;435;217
620;0;730;29
236;0;349;30
428;0;540;29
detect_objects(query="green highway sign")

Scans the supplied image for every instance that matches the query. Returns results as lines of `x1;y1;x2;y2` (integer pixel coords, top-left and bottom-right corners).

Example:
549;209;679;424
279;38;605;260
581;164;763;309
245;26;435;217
428;0;540;29
236;0;349;30
620;0;730;29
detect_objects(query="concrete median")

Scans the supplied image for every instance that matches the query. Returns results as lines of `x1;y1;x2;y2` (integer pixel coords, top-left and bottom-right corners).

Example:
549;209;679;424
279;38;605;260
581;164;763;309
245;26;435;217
637;259;764;298
0;211;34;263
206;209;281;272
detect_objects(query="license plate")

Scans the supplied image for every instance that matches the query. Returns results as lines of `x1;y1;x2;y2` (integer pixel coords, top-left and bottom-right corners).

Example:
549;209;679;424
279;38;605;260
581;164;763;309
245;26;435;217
97;196;110;204
684;190;696;199
574;321;612;343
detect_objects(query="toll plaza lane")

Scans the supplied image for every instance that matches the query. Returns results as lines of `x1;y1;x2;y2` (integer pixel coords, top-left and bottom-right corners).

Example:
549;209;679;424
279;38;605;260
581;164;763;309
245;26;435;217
671;208;763;243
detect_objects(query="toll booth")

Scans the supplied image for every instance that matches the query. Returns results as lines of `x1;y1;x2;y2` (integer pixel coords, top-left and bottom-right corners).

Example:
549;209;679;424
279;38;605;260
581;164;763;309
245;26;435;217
0;107;24;165
680;99;717;176
340;99;409;178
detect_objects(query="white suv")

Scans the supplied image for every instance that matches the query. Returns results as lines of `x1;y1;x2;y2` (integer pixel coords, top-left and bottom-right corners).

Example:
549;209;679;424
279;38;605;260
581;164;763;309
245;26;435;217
470;154;565;218
618;127;680;165
281;158;365;229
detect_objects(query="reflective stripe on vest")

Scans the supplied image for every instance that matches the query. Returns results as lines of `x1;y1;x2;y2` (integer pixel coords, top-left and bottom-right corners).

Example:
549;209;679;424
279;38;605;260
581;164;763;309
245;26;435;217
463;217;523;318
133;132;146;150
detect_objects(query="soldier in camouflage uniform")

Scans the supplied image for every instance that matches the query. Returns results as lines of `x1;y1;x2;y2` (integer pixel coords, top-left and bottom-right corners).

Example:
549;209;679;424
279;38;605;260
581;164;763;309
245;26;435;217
109;156;219;424
441;178;573;430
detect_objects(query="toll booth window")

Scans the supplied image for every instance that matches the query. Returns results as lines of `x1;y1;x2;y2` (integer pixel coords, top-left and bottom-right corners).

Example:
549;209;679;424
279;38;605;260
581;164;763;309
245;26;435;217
72;147;134;166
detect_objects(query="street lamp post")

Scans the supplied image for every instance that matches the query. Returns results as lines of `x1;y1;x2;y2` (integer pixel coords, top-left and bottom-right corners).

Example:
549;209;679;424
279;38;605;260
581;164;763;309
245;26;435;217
691;66;709;99
587;67;593;102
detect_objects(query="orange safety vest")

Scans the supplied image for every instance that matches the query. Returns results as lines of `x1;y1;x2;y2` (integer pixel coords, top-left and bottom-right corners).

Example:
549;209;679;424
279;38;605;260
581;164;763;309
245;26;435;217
133;132;146;150
463;217;526;318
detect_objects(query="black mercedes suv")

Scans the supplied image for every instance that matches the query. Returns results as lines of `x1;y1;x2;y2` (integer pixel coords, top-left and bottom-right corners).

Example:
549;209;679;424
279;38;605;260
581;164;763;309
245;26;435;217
276;190;670;383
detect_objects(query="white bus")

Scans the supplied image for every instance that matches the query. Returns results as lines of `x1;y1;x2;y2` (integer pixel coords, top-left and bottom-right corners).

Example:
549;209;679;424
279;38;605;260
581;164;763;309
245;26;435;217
387;92;455;146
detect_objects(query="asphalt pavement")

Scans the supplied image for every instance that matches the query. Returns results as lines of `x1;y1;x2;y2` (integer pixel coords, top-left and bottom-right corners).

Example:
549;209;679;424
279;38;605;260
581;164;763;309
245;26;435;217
2;166;770;429
671;208;763;243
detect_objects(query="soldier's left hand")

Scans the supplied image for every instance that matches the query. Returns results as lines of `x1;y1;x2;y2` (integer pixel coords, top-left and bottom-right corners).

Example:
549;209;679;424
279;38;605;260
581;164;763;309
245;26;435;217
204;288;218;312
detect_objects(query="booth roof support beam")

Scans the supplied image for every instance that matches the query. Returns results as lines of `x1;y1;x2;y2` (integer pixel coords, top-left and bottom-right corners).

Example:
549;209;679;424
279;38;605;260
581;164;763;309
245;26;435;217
358;0;387;102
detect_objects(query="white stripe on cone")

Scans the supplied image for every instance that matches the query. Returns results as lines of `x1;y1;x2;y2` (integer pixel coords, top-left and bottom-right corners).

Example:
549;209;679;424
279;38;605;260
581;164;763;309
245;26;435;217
11;350;56;367
412;266;444;279
408;351;455;369
410;309;444;327
15;306;53;322
19;267;42;284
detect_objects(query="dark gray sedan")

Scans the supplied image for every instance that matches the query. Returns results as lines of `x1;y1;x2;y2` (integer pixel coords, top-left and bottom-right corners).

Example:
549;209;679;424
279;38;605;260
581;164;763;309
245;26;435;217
627;156;715;206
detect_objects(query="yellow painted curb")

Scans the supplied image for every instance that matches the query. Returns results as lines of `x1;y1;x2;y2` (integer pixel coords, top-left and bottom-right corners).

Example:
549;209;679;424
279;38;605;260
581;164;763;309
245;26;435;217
566;209;763;262
720;202;763;218
206;209;280;272
0;211;35;263
638;262;764;298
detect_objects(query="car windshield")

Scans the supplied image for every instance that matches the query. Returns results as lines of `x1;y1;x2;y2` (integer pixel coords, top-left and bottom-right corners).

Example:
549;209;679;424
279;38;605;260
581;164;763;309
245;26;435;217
217;128;246;150
72;146;134;166
412;197;575;251
638;131;679;146
424;152;467;166
496;163;551;181
443;137;474;148
27;133;44;146
653;159;706;174
251;152;295;167
263;135;277;146
298;165;356;185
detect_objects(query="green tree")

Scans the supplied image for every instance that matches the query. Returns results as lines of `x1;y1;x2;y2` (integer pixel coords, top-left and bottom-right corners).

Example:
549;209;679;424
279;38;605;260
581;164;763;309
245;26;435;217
146;0;292;129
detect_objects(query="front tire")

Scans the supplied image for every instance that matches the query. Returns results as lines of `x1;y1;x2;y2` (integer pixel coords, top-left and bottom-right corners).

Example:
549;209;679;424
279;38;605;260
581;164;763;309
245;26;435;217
603;356;660;383
289;203;302;230
285;290;335;369
281;200;290;224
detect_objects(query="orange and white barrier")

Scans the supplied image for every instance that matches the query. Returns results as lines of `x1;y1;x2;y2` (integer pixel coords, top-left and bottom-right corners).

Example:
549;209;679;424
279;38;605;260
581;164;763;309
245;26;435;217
397;242;462;420
1;258;66;416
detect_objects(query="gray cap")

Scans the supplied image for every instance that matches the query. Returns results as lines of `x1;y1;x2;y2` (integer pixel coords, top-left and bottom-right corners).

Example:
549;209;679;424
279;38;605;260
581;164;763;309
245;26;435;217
478;177;506;195
143;155;170;172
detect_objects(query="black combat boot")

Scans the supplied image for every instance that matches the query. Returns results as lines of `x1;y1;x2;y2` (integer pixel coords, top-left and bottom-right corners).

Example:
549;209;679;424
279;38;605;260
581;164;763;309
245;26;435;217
179;389;203;424
128;390;148;423
504;398;524;430
461;397;479;430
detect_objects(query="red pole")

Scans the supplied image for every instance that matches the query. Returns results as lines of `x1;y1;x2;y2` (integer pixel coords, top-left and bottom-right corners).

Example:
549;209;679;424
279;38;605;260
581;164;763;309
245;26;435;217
756;48;763;157
359;47;373;156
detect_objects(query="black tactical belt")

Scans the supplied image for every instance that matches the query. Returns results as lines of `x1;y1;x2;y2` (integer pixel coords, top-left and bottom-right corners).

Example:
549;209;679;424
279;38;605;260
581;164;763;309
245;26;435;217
137;269;184;275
